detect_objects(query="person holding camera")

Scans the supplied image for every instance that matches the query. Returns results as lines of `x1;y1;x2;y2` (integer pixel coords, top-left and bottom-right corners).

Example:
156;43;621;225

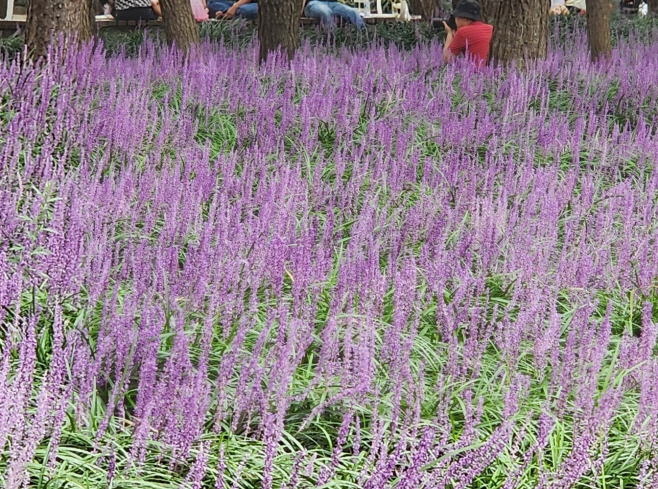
442;0;493;67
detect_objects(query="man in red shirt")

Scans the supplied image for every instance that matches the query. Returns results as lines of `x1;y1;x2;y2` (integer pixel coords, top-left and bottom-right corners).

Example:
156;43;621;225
442;0;493;67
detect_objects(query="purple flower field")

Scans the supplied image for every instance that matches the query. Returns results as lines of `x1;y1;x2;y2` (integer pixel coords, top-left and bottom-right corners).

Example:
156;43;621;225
2;30;658;488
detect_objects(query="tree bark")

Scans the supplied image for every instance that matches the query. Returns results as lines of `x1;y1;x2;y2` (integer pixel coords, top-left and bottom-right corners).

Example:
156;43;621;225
648;0;658;14
258;0;300;64
160;0;200;52
409;0;438;19
587;0;611;61
25;0;95;59
481;0;549;68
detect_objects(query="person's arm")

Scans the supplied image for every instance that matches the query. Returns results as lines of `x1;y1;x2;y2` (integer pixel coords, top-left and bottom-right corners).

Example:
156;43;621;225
443;23;456;63
444;27;465;63
224;0;252;18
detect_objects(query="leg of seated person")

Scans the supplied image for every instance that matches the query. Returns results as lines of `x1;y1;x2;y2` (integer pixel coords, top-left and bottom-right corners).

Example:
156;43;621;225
207;0;234;17
304;1;334;26
327;2;364;28
151;0;161;16
236;3;258;19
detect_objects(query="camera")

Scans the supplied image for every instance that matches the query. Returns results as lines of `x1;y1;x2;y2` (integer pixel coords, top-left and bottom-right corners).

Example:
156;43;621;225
432;15;457;31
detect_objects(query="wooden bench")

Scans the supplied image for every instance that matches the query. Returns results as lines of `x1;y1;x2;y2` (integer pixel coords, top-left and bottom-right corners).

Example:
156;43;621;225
0;12;24;37
95;14;420;30
1;11;420;36
94;17;317;29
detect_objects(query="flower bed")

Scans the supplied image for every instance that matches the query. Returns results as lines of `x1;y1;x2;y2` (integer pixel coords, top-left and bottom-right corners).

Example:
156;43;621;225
1;28;658;488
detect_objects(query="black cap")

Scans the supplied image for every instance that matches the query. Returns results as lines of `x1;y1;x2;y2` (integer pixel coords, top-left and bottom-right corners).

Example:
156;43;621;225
452;0;481;21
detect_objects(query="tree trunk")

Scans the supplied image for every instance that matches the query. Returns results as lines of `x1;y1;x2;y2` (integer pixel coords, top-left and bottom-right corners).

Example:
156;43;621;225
258;0;299;64
587;0;611;61
409;0;438;19
481;0;549;68
160;0;200;52
25;0;95;59
649;0;658;14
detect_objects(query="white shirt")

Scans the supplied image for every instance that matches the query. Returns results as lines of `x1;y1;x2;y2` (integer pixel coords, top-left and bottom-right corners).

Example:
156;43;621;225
566;0;586;9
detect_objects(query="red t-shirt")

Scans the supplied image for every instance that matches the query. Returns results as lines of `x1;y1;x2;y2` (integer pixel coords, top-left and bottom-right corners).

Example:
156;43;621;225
449;21;494;66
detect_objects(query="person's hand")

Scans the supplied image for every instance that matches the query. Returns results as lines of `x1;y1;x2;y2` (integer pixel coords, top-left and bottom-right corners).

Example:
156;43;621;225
224;6;237;19
442;21;453;37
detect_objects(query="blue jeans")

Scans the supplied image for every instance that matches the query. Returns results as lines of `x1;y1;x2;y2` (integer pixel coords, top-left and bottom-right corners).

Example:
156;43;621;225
207;0;258;19
304;0;365;28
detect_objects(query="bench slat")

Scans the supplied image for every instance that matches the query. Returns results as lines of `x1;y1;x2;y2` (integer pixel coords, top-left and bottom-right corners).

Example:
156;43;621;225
2;12;420;32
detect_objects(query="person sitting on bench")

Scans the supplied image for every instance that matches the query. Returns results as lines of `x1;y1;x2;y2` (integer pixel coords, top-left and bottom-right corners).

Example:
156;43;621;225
303;0;365;29
207;0;258;19
115;0;161;20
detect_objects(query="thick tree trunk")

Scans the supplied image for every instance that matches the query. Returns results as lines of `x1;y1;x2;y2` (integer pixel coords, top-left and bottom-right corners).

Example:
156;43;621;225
160;0;200;52
25;0;95;59
482;0;549;68
649;0;658;14
409;0;438;19
587;0;611;61
258;0;300;64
